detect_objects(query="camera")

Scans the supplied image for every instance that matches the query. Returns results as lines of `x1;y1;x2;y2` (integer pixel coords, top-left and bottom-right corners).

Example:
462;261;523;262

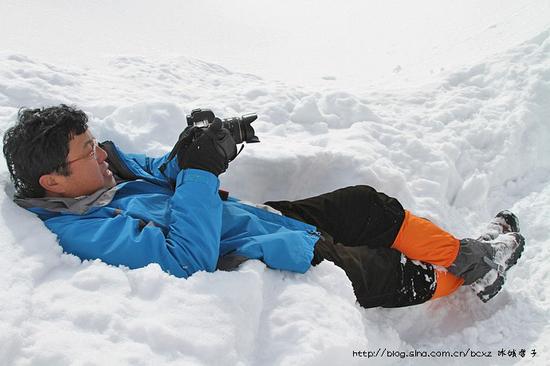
186;108;260;144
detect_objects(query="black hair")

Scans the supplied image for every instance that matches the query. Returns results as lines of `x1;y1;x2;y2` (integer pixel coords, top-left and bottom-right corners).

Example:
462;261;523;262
3;104;88;198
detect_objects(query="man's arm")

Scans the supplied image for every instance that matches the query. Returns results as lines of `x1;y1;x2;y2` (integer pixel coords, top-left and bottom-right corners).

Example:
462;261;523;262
46;169;222;278
102;118;237;186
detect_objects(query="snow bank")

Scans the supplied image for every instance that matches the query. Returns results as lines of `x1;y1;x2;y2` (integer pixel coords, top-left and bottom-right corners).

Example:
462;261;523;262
0;29;549;365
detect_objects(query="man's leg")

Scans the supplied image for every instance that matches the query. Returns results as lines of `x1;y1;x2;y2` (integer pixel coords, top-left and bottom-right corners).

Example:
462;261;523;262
266;185;462;306
267;186;526;305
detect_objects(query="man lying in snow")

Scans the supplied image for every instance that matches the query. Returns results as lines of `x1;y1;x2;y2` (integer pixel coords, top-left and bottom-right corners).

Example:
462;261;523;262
3;105;525;308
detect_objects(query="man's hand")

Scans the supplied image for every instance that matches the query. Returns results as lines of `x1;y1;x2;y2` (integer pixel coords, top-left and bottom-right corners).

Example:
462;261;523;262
163;124;200;170
180;119;237;176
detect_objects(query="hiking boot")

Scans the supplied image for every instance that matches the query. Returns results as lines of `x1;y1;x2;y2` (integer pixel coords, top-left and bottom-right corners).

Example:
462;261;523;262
478;210;520;241
471;232;525;302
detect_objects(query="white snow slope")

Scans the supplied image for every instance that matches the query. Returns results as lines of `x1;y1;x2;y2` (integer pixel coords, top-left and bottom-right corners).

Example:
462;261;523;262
1;23;550;366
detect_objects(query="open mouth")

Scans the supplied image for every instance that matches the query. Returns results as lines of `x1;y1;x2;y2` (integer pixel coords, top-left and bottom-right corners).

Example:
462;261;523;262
101;162;113;177
103;168;113;177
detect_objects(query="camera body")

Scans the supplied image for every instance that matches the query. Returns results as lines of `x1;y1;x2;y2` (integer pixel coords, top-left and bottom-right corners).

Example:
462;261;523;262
186;108;260;144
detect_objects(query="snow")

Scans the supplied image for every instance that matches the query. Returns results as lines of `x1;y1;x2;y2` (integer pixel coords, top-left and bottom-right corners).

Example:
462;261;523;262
1;1;550;365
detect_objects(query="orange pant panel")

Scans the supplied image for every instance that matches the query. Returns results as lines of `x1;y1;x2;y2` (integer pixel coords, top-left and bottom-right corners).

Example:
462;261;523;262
391;210;460;267
432;270;464;299
391;210;463;299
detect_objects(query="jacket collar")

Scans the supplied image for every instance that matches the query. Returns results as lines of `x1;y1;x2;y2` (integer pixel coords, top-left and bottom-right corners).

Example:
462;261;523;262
14;186;118;215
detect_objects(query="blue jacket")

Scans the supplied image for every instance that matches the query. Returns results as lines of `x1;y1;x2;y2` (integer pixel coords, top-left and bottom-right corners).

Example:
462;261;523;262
23;143;319;278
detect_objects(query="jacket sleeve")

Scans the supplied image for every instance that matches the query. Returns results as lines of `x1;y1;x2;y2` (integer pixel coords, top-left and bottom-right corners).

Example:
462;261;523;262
45;169;222;278
101;140;182;184
126;151;181;182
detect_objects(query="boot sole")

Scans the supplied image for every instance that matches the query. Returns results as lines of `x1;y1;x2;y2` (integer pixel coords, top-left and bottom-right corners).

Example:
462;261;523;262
505;233;525;270
477;275;505;302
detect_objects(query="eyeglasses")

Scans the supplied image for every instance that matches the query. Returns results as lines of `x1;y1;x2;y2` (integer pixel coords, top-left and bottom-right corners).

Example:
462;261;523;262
66;138;99;165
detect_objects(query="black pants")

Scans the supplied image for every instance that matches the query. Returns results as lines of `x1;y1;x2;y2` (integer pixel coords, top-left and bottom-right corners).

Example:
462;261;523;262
265;185;436;308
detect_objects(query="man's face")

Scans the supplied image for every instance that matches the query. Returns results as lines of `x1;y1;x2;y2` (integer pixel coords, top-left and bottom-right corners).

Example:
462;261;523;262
43;129;116;198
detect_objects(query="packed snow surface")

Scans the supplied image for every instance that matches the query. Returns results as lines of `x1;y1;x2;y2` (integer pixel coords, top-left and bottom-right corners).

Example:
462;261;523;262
1;2;550;365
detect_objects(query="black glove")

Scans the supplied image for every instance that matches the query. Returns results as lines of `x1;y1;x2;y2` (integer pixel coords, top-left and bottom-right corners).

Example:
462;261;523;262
163;124;201;167
179;119;237;176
